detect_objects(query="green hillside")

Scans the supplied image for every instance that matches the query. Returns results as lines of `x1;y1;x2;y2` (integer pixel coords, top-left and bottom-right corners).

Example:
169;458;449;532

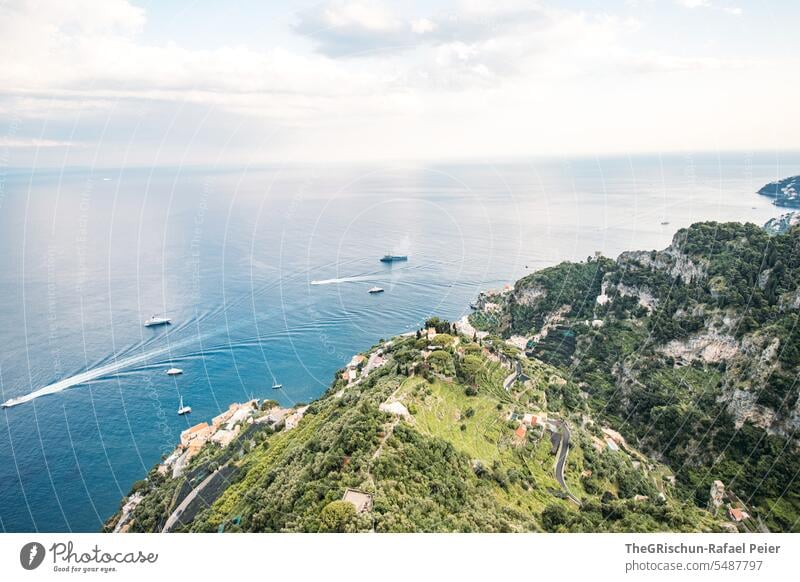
471;221;800;532
106;324;721;533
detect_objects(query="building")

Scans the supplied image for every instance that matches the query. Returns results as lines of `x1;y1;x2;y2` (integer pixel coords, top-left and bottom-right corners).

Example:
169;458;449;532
346;354;366;369
284;405;310;430
514;425;527;440
255;406;290;425
211;426;240;447
342;488;373;513
728;507;750;522
180;422;212;448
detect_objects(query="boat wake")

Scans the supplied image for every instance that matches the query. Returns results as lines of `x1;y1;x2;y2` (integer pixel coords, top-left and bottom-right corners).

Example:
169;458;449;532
2;258;391;409
310;275;375;285
1;341;194;409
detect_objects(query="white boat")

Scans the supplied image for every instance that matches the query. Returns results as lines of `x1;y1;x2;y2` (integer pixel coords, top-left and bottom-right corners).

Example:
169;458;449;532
144;315;171;327
177;396;192;415
272;382;283;390
166;368;183;376
1;397;23;409
368;286;385;294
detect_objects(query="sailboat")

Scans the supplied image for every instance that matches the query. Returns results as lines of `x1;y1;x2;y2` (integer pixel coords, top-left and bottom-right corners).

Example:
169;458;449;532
177;396;192;415
272;380;283;389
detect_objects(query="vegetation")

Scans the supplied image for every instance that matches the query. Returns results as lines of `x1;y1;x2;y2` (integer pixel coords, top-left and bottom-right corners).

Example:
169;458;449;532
483;221;800;531
109;320;721;533
110;220;800;532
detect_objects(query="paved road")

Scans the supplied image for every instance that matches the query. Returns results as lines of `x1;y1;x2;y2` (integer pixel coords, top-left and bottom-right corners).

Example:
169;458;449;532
553;420;581;506
502;361;522;391
162;467;222;532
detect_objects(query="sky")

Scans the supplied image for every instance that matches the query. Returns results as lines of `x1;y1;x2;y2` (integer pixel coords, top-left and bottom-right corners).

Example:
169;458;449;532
0;0;798;167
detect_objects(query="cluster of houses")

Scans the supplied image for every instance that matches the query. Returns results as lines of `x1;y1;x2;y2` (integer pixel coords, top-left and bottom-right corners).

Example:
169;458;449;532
341;348;389;385
159;400;259;477
508;411;554;443
159;399;311;478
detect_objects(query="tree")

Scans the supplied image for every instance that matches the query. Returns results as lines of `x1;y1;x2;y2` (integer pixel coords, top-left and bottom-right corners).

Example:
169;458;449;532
541;503;569;532
425;317;452;334
429;350;455;376
457;354;484;385
319;500;356;532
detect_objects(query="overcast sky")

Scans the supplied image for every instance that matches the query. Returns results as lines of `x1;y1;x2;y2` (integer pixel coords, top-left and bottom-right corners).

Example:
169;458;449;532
1;0;797;167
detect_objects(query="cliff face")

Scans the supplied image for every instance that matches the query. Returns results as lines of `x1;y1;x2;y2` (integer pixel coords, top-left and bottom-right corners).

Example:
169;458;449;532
470;220;800;532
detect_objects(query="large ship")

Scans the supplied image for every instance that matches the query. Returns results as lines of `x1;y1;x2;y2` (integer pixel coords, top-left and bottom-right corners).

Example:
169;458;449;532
379;254;408;263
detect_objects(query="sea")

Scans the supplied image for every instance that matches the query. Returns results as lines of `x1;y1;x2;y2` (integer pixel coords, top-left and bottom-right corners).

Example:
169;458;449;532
1;152;798;532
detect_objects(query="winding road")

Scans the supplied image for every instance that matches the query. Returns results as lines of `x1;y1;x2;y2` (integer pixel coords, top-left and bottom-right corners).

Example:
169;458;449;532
553;419;581;506
503;360;523;391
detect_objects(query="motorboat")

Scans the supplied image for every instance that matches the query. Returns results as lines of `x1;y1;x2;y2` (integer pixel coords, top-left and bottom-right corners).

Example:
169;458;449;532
144;315;171;327
368;286;385;294
166;368;183;376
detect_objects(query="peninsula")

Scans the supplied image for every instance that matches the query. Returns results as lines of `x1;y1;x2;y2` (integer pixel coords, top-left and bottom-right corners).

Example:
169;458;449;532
107;219;800;533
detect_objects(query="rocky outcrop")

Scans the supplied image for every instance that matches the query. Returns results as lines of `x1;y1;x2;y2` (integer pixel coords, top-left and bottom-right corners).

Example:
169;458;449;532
723;389;777;430
516;285;546;307
617;233;707;285
616;283;658;313
660;333;739;364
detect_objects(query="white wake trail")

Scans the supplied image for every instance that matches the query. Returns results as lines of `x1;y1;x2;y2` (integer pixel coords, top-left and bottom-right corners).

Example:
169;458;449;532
310;275;375;285
2;340;191;408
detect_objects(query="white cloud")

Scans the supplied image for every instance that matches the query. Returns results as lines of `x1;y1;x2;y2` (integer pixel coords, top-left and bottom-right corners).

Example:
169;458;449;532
677;0;711;7
675;0;743;15
0;0;793;167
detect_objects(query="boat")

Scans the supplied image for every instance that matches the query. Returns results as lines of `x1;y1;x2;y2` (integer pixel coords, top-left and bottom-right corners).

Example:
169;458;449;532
368;286;385;294
166;368;183;376
177;396;192;415
144;314;171;327
272;382;283;390
379;254;408;263
1;397;23;409
660;221;670;225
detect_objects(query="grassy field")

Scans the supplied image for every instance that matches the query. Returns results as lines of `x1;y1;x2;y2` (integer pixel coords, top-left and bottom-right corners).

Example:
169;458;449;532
399;377;504;463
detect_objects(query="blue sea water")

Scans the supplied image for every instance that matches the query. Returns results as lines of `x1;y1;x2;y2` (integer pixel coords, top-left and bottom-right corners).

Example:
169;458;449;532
0;153;798;532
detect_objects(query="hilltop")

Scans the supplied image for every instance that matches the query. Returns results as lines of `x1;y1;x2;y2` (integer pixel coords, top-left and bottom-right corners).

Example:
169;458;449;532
106;320;723;533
